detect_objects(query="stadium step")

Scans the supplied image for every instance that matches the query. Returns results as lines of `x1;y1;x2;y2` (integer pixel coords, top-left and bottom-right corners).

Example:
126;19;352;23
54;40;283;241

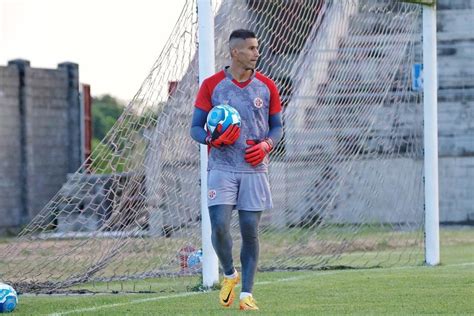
339;34;416;48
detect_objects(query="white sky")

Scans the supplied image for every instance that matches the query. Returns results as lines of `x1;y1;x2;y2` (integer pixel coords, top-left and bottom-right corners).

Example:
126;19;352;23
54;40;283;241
0;0;186;102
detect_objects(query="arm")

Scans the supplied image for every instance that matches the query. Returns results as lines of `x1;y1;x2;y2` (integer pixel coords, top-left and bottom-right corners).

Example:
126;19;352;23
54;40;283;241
190;106;241;147
245;76;283;166
266;76;283;147
191;71;240;147
190;107;209;144
267;112;283;147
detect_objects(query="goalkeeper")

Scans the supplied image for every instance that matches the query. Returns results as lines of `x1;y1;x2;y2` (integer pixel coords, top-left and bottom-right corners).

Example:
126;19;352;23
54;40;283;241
190;29;283;310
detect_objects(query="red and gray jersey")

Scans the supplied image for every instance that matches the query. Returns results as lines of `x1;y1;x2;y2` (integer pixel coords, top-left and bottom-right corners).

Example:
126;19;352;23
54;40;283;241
195;67;282;173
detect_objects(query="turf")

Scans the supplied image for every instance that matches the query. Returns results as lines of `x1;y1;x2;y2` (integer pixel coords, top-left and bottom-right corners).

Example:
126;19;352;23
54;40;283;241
12;227;474;315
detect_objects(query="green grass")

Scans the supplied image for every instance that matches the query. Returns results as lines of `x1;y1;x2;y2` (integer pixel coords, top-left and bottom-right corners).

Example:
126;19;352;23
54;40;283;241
12;227;474;315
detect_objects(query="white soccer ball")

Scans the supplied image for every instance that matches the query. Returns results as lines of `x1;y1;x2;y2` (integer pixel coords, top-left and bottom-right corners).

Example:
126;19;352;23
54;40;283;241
206;104;241;139
0;283;17;313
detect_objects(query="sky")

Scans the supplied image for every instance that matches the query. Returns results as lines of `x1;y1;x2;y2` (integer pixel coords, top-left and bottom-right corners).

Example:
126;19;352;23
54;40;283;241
0;0;186;102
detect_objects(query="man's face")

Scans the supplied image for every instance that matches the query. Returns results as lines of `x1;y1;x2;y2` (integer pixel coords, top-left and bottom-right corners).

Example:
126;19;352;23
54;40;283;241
232;38;260;70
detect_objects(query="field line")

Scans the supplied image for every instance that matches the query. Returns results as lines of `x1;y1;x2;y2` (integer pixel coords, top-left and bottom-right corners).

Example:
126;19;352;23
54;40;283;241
46;292;201;316
46;262;474;316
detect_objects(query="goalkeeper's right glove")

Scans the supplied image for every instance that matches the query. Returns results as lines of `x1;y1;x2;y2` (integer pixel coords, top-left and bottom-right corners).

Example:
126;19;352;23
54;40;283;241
205;124;240;148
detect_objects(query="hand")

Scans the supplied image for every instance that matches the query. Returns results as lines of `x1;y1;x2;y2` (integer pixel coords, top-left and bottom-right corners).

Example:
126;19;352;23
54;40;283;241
206;124;240;148
244;138;273;166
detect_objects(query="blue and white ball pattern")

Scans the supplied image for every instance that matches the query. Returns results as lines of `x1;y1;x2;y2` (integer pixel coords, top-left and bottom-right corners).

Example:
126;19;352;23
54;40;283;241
206;105;241;139
0;283;17;313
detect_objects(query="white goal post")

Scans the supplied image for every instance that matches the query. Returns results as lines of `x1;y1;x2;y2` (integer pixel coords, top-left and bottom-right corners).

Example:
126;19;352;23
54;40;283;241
197;0;220;287
421;1;440;266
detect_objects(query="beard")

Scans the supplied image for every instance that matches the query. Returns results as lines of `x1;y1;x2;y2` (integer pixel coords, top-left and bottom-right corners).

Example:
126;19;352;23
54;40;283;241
245;63;257;71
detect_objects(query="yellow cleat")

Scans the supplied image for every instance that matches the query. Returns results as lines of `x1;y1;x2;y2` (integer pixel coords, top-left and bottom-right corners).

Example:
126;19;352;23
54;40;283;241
219;272;240;307
239;295;259;310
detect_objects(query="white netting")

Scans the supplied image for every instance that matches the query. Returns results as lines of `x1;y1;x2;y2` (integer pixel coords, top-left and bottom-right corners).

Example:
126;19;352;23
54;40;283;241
0;0;425;293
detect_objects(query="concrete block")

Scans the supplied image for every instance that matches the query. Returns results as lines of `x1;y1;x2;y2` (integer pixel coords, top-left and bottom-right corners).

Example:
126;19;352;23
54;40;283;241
437;0;474;10
437;10;474;33
57;212;99;232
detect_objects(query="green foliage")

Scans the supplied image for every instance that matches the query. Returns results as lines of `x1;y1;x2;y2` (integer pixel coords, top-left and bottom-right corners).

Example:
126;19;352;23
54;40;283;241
90;95;127;174
187;278;221;292
92;94;124;142
89;138;125;174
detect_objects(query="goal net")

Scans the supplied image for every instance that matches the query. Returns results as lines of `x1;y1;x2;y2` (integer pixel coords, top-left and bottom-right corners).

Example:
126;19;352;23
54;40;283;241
0;0;425;293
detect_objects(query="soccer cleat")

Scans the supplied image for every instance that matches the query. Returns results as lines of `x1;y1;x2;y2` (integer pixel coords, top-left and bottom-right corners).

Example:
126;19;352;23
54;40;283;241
239;295;259;310
219;272;240;307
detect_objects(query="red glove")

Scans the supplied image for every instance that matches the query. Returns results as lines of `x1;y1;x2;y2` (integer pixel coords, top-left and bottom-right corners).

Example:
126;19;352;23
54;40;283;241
206;124;240;148
244;138;273;166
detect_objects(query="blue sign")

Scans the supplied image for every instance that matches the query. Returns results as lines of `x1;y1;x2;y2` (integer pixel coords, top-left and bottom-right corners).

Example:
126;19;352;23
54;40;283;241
412;63;423;91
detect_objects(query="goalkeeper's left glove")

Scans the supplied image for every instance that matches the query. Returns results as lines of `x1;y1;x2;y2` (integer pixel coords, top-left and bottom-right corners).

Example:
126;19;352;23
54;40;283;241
244;138;273;166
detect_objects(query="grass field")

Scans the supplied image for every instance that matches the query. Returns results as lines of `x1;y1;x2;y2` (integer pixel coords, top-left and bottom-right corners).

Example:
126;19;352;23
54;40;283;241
12;227;474;315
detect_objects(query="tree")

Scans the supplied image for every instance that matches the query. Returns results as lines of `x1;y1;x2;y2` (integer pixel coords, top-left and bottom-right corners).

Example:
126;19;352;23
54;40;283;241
92;94;124;142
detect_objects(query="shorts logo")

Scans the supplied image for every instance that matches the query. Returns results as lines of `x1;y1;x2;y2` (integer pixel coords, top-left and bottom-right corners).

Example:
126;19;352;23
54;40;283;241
253;97;263;108
208;189;217;200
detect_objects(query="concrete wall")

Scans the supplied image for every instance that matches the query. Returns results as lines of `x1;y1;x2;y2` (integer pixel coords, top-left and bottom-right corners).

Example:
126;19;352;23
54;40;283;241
0;60;81;233
266;0;473;225
439;157;474;223
0;65;22;231
436;0;474;222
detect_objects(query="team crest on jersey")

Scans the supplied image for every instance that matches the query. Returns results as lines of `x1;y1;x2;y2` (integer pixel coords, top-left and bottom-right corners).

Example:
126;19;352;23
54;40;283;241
208;189;217;200
253;97;263;108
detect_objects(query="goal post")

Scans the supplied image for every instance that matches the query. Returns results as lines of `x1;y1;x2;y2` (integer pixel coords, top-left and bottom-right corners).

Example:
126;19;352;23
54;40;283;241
421;2;440;266
402;0;440;266
0;0;440;294
197;0;219;287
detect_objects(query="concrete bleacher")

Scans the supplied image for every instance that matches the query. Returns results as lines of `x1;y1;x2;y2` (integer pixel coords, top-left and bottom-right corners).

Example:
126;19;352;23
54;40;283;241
271;0;473;225
436;0;474;222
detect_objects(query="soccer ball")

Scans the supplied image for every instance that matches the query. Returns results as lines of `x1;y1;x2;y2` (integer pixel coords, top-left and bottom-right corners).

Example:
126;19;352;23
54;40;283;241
186;249;203;271
0;283;17;313
206;105;241;139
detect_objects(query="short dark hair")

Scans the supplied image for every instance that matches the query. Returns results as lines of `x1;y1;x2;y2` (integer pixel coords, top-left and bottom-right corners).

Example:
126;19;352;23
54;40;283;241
229;29;257;42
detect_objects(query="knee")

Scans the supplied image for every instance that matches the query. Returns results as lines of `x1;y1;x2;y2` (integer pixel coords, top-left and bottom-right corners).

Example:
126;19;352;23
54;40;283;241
242;237;258;249
212;225;229;240
240;219;259;239
241;232;259;244
240;224;259;243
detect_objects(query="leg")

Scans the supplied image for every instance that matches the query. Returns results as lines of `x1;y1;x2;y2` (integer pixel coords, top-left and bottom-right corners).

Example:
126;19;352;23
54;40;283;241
207;171;240;307
238;210;262;294
210;204;240;307
208;204;235;276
